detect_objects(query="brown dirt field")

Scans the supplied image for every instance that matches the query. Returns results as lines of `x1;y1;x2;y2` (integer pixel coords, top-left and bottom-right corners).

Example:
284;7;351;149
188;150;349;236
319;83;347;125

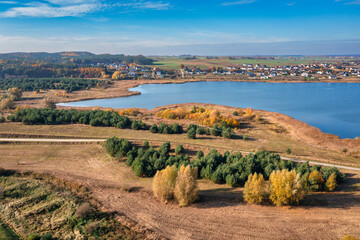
0;143;359;240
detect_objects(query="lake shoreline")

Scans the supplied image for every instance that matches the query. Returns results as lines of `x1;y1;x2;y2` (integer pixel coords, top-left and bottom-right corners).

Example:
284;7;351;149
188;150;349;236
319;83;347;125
53;79;360;155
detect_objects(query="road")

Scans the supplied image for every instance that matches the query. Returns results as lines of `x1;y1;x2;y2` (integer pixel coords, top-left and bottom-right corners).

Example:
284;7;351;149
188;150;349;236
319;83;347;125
1;137;360;172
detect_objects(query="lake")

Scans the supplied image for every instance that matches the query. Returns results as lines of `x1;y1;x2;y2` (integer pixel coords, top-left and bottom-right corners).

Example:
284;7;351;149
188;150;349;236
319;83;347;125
60;81;360;139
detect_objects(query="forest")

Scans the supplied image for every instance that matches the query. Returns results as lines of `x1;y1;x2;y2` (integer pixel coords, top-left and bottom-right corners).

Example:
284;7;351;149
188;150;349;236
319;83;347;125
0;78;101;92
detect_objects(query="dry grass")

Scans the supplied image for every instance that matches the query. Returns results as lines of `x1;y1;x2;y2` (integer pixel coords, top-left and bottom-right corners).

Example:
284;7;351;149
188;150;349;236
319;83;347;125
0;119;359;168
0;143;359;239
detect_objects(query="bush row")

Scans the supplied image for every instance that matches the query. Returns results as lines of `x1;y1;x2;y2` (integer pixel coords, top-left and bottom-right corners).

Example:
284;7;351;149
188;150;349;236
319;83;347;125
104;137;346;189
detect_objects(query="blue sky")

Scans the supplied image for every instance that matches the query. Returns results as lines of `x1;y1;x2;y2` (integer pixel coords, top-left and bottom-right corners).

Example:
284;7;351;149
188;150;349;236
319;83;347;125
0;0;359;55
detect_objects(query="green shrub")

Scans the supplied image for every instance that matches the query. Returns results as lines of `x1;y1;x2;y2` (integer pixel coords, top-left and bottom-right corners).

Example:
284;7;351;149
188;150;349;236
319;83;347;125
221;127;233;139
40;233;53;240
187;128;196;139
196;150;204;159
150;124;158;133
143;140;149;149
0;116;5;123
286;148;292;154
175;145;185;155
28;233;41;240
131;120;147;130
210;125;221;136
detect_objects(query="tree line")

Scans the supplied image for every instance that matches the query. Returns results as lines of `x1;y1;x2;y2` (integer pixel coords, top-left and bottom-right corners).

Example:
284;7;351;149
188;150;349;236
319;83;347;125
0;78;101;92
104;137;346;190
6;108;235;140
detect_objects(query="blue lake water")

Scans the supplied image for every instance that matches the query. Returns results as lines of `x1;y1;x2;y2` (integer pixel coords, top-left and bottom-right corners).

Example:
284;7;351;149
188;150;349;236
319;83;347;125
60;81;360;139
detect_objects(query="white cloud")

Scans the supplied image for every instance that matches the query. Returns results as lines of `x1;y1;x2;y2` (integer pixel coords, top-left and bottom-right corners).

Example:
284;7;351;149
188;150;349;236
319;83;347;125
46;0;97;5
221;0;256;6
1;2;101;17
0;1;17;4
0;0;171;17
114;1;171;10
335;0;360;4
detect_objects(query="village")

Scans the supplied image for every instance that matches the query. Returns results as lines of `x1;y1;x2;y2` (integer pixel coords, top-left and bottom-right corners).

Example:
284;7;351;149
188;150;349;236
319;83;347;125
100;59;360;81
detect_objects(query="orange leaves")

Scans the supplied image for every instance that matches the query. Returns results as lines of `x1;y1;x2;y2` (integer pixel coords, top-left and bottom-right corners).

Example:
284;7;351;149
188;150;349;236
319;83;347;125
156;106;241;127
118;108;140;116
245;107;253;115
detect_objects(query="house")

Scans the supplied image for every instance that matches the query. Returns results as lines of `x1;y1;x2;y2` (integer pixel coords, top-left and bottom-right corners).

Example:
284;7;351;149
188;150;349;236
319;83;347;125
290;73;297;77
301;72;309;77
270;72;277;77
340;72;350;77
247;72;256;78
329;75;338;79
260;75;269;79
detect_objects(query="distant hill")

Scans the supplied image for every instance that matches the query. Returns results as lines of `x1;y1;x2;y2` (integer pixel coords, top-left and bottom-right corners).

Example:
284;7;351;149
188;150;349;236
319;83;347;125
0;52;154;65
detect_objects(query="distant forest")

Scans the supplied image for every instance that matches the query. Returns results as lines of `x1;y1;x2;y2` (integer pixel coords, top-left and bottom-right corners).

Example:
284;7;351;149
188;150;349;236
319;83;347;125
0;52;154;65
0;52;154;79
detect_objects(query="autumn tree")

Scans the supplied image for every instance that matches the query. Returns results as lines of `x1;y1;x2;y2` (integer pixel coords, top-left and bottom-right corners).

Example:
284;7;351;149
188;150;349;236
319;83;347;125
269;169;306;206
7;87;22;100
243;173;267;204
42;96;57;109
174;165;198;207
153;165;178;203
326;172;337;191
0;98;15;110
308;170;324;191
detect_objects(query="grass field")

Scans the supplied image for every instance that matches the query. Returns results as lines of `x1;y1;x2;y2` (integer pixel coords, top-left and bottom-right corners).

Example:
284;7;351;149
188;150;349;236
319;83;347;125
149;56;345;70
0;121;358;167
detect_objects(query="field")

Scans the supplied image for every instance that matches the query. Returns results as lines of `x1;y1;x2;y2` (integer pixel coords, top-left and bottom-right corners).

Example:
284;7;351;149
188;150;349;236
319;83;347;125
0;140;359;239
149;56;346;70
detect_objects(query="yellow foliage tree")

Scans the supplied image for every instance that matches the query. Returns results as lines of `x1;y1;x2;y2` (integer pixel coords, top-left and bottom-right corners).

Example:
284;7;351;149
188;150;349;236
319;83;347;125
174;165;198;207
269;169;306;206
7;87;22;101
308;170;324;191
153;166;178;203
326;172;337;191
243;173;267;204
156;106;240;128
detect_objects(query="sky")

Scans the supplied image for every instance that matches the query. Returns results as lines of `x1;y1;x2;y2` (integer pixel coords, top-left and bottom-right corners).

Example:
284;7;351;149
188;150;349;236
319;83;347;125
0;0;359;55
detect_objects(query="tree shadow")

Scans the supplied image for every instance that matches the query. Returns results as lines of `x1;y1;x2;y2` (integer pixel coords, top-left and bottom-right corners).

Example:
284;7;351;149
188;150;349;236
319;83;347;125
232;134;257;141
195;188;244;209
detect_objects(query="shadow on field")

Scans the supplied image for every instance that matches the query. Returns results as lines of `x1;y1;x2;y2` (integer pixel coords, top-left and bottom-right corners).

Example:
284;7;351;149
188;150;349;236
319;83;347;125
232;134;257;141
196;188;244;208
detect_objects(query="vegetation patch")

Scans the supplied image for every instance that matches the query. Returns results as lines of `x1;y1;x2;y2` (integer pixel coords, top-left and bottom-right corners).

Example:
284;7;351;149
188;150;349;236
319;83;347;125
0;78;103;93
0;171;145;239
104;137;346;191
